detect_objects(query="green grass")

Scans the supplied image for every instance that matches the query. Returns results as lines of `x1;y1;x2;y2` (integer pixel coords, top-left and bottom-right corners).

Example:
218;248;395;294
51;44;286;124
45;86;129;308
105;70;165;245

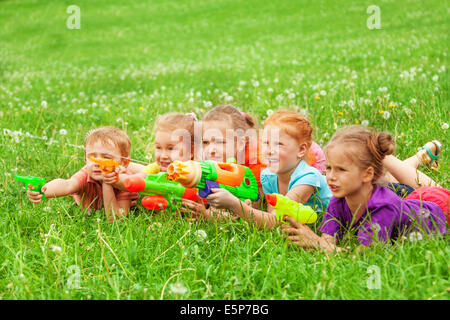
0;0;448;300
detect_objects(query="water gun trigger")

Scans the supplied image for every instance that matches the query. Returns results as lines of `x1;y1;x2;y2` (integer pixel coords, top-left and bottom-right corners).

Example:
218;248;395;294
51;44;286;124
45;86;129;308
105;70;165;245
198;180;220;198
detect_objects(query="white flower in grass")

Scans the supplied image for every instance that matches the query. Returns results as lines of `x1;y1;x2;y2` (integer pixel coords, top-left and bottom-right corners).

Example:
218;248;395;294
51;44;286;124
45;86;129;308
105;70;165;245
410;98;416;104
267;87;274;93
372;223;381;234
41;100;48;108
366;90;372;96
49;244;62;254
432;75;438;82
408;231;423;242
239;81;247;86
288;93;296;99
59;129;67;135
169;282;188;295
266;109;274;116
252;80;260;87
195;229;207;240
348;100;354;108
382;111;391;120
320;90;327;96
442;123;449;130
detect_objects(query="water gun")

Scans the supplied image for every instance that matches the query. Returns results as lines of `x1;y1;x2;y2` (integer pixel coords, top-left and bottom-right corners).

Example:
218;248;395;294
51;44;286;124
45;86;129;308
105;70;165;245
265;193;317;224
123;172;199;211
15;175;47;199
89;157;119;182
167;160;259;202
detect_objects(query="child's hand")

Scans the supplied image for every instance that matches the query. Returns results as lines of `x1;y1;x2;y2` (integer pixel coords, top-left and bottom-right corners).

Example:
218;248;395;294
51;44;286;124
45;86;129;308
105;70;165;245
26;184;47;204
281;216;320;249
102;168;119;185
205;188;240;210
181;197;211;220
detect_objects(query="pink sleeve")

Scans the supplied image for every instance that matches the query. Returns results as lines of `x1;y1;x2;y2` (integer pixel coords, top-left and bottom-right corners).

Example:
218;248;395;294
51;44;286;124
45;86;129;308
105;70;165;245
116;190;139;201
70;167;88;191
310;142;326;174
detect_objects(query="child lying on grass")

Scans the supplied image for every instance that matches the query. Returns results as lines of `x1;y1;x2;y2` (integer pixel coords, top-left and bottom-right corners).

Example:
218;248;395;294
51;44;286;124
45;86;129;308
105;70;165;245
26;126;139;222
281;126;447;253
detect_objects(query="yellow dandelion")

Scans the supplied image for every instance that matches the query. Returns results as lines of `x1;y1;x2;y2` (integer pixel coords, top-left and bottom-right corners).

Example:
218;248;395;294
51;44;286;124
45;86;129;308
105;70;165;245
315;96;320;100
139;106;144;110
355;120;360;124
338;111;343;116
379;110;385;114
389;103;396;108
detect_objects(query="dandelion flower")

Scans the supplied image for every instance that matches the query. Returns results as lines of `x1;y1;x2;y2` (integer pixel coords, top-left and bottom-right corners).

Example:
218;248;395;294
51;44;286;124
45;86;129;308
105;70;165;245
266;109;274;116
314;96;320;100
169;282;188;295
320;90;327;96
59;129;67;135
442;123;449;130
382;111;391;120
195;229;207;240
432;75;438;81
410;98;417;104
49;244;62;254
408;231;423;242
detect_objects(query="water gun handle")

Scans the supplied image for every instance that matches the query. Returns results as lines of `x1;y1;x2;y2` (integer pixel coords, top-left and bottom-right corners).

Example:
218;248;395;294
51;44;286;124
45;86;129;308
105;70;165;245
15;175;46;199
89;157;119;182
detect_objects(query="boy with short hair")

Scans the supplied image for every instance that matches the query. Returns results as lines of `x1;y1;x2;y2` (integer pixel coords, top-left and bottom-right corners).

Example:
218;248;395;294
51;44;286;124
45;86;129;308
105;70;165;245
27;126;139;221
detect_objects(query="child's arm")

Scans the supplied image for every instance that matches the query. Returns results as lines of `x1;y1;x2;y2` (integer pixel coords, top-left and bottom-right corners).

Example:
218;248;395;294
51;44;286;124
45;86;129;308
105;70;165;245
102;171;131;221
205;184;315;229
206;188;278;229
102;183;131;222
26;178;81;203
281;216;341;253
111;164;147;192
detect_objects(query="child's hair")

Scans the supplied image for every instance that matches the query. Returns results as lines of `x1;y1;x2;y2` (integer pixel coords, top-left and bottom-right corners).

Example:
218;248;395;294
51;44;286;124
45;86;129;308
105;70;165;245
264;109;313;148
85;126;131;157
202;105;257;131
154;112;197;151
325;126;395;182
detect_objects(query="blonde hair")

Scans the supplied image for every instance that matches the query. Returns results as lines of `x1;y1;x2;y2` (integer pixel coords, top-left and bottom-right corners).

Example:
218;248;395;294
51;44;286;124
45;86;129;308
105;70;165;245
264;109;313;148
202;105;257;131
85;126;131;157
154;112;197;158
325;126;395;182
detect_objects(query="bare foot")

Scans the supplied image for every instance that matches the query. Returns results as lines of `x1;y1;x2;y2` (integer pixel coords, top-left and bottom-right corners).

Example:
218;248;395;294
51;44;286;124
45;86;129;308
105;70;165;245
416;141;440;167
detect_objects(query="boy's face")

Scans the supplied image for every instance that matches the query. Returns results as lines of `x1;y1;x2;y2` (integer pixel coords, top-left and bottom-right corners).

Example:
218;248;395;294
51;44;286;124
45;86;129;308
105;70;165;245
154;130;192;171
262;125;307;174
85;141;127;181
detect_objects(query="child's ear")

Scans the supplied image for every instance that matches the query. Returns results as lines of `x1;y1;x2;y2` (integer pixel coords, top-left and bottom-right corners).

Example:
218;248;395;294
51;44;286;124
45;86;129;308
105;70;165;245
297;143;308;160
362;166;375;183
121;157;130;168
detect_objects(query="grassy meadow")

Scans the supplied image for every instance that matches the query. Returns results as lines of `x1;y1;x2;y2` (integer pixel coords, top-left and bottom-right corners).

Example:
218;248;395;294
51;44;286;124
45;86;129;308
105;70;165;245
0;0;448;300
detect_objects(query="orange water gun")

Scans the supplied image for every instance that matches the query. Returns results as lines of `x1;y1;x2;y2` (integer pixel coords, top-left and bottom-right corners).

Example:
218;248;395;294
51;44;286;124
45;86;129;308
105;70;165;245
89;157;119;182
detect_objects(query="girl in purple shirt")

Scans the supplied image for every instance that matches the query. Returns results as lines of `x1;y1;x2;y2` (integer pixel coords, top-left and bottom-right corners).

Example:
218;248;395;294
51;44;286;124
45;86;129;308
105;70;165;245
281;126;447;252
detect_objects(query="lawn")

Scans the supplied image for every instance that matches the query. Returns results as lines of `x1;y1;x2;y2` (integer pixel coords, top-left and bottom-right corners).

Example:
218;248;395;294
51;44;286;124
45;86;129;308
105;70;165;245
0;0;448;300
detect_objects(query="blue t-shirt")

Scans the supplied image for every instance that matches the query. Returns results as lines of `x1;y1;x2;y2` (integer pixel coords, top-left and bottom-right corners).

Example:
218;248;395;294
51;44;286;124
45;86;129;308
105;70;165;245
260;160;332;212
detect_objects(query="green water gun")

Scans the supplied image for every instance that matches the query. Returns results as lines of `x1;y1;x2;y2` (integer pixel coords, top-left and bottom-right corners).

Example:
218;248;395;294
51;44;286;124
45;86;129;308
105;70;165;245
15;175;46;199
266;193;317;224
167;159;259;202
123;172;199;211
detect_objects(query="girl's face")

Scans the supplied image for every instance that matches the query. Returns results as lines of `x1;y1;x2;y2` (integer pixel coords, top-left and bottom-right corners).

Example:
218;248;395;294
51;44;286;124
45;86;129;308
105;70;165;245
262;125;307;174
202;120;245;163
325;145;373;198
154;130;192;171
